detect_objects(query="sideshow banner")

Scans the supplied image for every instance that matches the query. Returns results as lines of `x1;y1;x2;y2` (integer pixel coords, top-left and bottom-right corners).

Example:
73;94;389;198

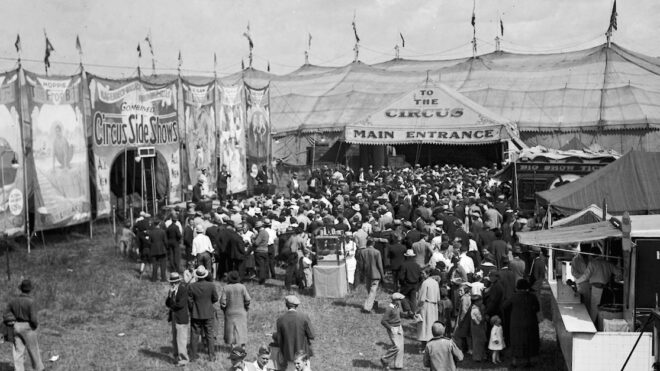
24;72;91;230
217;84;247;193
89;77;181;217
182;81;216;189
245;84;270;166
0;72;25;236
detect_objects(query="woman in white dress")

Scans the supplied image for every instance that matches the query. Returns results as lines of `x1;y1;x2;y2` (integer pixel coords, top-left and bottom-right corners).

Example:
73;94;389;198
343;232;357;289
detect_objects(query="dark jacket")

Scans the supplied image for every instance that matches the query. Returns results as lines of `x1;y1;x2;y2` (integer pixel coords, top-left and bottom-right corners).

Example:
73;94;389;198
398;259;422;286
276;309;315;362
6;293;38;329
386;243;407;271
149;227;168;257
188;280;218;320
357;247;385;281
166;284;189;324
166;222;182;247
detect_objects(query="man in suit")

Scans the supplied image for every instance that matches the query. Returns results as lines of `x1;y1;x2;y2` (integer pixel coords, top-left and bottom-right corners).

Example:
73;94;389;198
386;235;407;292
358;239;385;313
275;295;315;370
188;266;218;362
149;221;169;282
216;164;231;202
165;272;189;366
166;215;183;273
398;249;422;317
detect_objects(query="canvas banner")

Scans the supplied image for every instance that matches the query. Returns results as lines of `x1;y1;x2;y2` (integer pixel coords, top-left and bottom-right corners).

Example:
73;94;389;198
182;81;216;189
217;84;247;193
24;72;91;230
0;71;25;236
245;84;270;166
89;77;181;217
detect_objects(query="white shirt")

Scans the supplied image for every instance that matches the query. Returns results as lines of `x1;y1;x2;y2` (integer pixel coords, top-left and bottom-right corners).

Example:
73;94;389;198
241;230;255;245
471;281;485;296
266;227;277;245
192;233;214;256
458;253;475;275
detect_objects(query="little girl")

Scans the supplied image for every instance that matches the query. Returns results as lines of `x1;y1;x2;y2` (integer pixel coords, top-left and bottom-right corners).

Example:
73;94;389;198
301;251;314;292
488;315;505;364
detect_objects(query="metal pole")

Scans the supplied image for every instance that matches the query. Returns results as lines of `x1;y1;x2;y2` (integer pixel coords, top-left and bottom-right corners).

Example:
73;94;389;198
5;236;10;281
16;66;31;254
112;205;116;236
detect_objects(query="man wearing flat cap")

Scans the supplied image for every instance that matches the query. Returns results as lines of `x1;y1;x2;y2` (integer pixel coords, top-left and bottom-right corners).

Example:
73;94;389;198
380;292;405;370
275;295;315;370
6;279;44;371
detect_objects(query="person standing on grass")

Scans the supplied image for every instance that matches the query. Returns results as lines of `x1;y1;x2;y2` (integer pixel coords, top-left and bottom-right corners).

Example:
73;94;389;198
149;220;169;282
380;292;405;370
358;239;385;314
253;220;270;284
398;249;421;318
423;322;463;371
166;214;184;273
6;280;44;371
275;295;315;370
135;213;152;279
165;272;190;366
192;224;214;275
502;279;541;368
220;271;251;349
417;268;440;351
188;266;219;362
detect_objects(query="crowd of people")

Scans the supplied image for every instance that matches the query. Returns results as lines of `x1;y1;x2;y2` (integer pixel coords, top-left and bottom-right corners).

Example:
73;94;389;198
114;162;549;370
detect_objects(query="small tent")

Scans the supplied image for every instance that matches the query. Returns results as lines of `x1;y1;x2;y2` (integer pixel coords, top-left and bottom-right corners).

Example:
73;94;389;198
536;151;660;215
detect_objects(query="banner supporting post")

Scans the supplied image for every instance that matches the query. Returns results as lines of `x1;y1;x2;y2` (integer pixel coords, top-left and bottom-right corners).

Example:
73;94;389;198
16;63;31;254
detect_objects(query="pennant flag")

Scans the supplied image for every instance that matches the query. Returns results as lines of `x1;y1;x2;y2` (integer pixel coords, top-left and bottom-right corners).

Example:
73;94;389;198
243;32;254;50
400;32;405;48
214;52;217;70
137;43;142;58
267;61;270;72
178;50;182;68
608;0;618;32
471;0;476;27
145;31;154;55
308;33;312;49
44;32;55;73
14;34;21;54
352;13;360;43
241;59;245;70
75;35;82;55
500;18;504;37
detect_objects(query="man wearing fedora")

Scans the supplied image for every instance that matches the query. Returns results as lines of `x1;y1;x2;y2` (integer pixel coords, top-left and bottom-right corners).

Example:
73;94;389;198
6;279;44;371
398;249;422;317
165;272;190;366
358;239;385;313
188;266;218;362
275;295;314;370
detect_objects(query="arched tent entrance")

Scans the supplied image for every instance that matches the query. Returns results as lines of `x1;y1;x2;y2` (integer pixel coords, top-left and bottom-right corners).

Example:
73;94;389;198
109;148;169;219
394;142;502;168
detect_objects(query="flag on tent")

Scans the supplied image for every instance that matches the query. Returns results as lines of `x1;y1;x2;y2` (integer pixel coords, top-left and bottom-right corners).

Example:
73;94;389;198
214;52;217;71
14;34;21;54
178;50;182;69
608;0;618;32
471;0;476;27
267;61;270;72
308;33;312;49
500;18;504;36
44;32;55;73
75;35;82;56
352;14;360;43
243;23;254;50
400;32;405;48
241;59;245;70
137;43;142;58
144;32;154;56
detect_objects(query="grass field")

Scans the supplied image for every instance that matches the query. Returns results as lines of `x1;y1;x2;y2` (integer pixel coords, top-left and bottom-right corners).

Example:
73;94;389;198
0;223;566;370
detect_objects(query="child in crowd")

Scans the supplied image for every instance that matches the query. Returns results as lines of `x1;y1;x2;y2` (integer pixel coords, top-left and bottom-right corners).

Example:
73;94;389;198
183;260;198;284
489;315;505;364
470;273;485;297
301;250;314;291
437;287;453;336
117;221;135;258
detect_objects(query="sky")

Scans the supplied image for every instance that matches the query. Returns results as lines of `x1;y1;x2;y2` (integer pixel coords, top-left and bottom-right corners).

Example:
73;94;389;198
1;0;658;78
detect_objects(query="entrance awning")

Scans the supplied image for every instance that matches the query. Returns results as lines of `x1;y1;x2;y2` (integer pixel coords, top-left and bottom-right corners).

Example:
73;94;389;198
344;83;521;146
517;221;622;245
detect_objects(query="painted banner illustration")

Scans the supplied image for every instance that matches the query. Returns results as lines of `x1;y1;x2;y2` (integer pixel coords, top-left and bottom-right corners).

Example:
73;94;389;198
24;72;91;230
217;84;247;193
89;77;181;217
0;71;25;236
182;81;216;192
245;84;270;166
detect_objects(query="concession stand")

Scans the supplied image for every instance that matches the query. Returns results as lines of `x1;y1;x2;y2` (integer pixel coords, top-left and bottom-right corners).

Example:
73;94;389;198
517;214;660;371
344;83;525;169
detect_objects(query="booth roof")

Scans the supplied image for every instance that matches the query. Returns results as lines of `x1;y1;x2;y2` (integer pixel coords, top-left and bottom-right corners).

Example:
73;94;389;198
536;151;660;215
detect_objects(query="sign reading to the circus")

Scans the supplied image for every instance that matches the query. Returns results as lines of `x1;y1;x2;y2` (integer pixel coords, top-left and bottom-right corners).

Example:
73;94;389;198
25;72;91;230
345;85;514;145
0;71;25;237
89;77;181;217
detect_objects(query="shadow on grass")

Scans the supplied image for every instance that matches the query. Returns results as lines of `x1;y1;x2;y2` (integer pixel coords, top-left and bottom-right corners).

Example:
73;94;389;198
0;363;13;371
139;347;173;364
331;300;362;309
351;358;382;369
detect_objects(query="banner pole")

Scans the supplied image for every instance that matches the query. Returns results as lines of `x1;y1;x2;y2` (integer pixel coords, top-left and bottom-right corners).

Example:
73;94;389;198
16;63;31;253
267;84;273;191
